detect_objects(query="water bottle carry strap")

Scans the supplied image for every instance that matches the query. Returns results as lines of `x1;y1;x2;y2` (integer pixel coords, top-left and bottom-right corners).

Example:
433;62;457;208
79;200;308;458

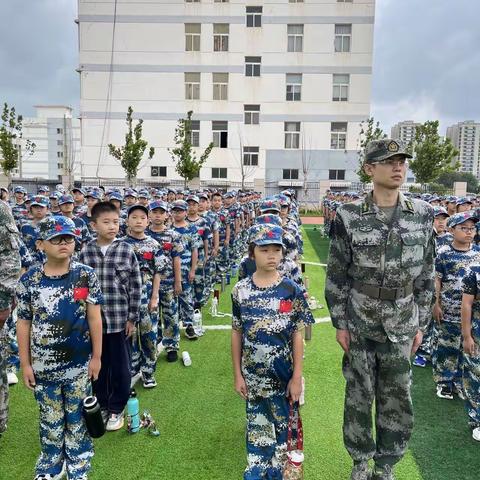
287;402;304;452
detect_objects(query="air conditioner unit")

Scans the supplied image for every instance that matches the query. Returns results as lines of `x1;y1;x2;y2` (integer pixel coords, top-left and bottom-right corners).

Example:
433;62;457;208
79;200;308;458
151;167;159;177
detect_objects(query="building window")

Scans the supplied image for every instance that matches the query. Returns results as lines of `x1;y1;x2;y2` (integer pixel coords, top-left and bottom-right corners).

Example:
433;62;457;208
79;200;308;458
245;56;261;77
287;24;304;52
188;120;200;147
57;163;64;169
185;73;201;100
243;146;259;166
332;74;350;101
151;166;167;177
246;6;262;27
331;122;347;149
56;128;63;134
283;169;299;180
286;74;302;101
212;167;227;178
214;0;229;2
244;104;260;125
57;140;63;146
57;151;64;158
289;0;304;3
335;24;352;52
329;169;346;180
213;23;229;52
337;0;353;2
185;23;201;52
185;0;200;3
284;122;300;149
212;121;228;148
213;73;229;100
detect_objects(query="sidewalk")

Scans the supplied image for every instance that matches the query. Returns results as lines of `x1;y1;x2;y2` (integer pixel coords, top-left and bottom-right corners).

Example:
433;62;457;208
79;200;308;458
300;216;324;224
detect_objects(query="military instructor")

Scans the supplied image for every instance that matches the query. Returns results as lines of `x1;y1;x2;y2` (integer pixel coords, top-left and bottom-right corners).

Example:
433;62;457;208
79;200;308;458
325;139;435;480
0;197;22;436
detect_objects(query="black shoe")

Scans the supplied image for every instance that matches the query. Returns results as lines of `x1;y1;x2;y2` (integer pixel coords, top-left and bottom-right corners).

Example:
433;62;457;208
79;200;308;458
436;384;454;400
185;325;198;340
167;351;178;362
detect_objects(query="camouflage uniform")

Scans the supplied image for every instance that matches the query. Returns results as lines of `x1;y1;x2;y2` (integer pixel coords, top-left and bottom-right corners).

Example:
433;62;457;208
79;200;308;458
0;200;21;435
146;226;184;352
325;139;435;474
433;242;480;390
232;275;313;480
16;261;103;479
212;207;231;284
461;266;480;429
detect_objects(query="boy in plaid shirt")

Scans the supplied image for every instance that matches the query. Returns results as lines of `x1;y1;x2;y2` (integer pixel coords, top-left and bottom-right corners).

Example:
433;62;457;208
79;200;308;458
79;202;142;431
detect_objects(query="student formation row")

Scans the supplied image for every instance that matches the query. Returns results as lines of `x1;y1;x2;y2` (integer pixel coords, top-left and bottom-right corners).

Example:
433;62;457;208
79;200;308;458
324;189;480;442
1;185;308;479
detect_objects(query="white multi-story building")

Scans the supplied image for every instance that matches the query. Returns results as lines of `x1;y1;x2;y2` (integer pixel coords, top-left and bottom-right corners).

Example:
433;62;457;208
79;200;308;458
446;121;480;178
391;120;419;145
77;0;375;192
12;105;81;181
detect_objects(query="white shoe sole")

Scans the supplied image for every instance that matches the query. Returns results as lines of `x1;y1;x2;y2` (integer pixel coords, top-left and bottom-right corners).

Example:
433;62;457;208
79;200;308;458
473;427;480;441
7;371;18;385
106;416;124;431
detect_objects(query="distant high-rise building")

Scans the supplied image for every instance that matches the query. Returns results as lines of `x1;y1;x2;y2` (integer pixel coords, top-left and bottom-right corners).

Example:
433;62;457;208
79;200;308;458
77;0;376;193
11;106;81;180
391;120;420;144
446;121;480;177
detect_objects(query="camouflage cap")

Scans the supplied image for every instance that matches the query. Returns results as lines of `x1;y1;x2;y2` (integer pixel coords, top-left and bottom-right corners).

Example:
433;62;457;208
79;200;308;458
250;224;285;247
38;216;79;241
365;139;412;164
255;213;282;227
148;200;168;212
30;196;49;208
433;206;449;218
447;211;478;228
58;194;74;205
170;199;188;211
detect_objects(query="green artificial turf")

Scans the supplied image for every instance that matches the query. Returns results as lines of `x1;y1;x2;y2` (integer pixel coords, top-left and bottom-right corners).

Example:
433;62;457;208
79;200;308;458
0;227;476;479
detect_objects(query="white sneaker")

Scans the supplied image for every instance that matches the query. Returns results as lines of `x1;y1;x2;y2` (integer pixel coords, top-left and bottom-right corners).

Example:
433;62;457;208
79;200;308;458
106;412;124;431
473;427;480;441
7;371;18;385
34;462;66;479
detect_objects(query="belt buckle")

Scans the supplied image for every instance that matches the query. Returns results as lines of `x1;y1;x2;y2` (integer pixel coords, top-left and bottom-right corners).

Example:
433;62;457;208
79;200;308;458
379;287;396;301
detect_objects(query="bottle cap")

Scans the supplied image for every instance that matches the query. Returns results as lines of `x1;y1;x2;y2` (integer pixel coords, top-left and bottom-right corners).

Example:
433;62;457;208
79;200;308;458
83;395;97;409
130;389;137;398
288;450;304;464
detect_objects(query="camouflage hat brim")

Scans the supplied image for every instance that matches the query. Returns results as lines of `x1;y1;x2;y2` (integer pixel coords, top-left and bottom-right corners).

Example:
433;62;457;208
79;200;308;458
43;231;77;241
365;151;412;164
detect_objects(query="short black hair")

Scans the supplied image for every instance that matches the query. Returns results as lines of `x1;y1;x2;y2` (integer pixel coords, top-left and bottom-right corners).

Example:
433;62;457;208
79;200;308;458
91;201;119;222
212;192;222;199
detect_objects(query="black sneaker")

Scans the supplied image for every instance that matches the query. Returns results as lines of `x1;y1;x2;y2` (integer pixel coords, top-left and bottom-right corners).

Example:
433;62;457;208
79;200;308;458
436;384;454;400
185;325;198;340
167;350;178;362
142;374;157;389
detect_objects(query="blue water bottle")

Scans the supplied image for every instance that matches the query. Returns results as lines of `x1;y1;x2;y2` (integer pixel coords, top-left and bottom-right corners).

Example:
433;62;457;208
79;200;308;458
126;389;140;433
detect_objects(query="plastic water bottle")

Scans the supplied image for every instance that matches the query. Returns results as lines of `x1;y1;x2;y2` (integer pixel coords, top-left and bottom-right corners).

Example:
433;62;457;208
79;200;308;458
126;389;140;433
299;376;305;406
226;272;231;285
231;264;238;278
182;351;192;367
211;297;218;316
193;309;203;335
220;274;226;292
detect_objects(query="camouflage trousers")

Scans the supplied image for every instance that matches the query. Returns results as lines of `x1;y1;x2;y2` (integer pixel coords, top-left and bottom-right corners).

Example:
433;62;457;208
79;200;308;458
342;333;414;468
432;321;463;388
202;256;216;304
416;317;435;360
34;374;93;479
463;347;480;428
178;279;194;327
159;288;180;352
193;261;207;309
131;282;159;377
214;245;230;284
244;395;290;480
0;328;8;434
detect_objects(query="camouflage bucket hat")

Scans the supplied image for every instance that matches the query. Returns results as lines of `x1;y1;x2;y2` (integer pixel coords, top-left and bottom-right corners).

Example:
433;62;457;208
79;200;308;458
365;139;412;164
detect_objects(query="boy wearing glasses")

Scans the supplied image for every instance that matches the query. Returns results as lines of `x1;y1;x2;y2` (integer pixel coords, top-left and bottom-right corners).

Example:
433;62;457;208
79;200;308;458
433;212;480;400
16;216;103;480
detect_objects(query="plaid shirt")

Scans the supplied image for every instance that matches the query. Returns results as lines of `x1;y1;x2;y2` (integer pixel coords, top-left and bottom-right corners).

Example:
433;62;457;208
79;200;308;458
79;239;142;334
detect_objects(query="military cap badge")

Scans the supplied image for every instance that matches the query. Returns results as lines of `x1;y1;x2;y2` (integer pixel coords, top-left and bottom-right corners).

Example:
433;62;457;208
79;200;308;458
387;141;399;153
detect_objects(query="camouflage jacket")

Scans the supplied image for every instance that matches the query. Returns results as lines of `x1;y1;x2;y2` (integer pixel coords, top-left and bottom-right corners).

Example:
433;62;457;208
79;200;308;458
0;201;22;310
325;191;435;343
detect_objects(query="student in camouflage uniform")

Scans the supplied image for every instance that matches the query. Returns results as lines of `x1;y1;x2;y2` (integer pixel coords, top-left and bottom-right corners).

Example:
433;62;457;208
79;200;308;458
461;264;480;441
0;200;22;436
232;224;313;480
16;216;103;480
432;212;480;400
325;139;435;480
210;191;231;284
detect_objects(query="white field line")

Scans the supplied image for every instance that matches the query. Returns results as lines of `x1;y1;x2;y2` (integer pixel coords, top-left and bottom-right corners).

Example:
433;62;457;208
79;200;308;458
302;261;327;267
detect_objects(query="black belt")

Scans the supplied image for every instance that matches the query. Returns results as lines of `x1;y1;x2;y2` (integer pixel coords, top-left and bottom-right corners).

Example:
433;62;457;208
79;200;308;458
353;281;414;301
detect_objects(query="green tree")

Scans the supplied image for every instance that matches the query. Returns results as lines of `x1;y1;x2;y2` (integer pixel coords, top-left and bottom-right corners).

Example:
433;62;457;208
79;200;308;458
0;103;35;179
408;120;459;185
356;117;387;183
169;111;213;187
436;171;479;194
108;106;154;186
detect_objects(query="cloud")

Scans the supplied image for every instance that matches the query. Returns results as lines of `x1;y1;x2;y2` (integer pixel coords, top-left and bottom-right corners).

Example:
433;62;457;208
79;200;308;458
371;0;480;134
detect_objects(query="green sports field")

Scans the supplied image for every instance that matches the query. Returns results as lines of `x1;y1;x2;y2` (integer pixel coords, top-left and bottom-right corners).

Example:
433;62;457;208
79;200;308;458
1;226;477;479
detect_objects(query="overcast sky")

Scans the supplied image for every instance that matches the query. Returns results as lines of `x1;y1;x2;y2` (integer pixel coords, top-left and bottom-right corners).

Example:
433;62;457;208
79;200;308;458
0;0;477;135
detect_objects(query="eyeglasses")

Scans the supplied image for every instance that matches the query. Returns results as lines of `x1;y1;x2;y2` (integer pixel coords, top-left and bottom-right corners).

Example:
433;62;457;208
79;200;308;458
48;235;76;245
372;158;408;167
456;226;476;233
